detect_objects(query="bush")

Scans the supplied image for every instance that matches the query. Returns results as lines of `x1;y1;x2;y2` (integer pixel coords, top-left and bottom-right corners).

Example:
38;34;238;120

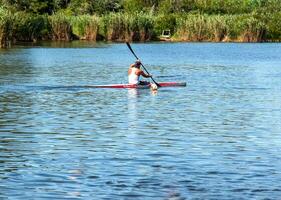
13;12;50;42
266;11;281;41
100;12;154;42
175;14;211;41
154;14;177;36
229;14;267;42
174;13;267;42
49;13;72;41
71;15;99;40
0;7;13;47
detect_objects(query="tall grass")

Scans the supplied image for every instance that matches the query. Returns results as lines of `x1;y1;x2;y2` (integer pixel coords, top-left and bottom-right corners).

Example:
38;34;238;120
49;13;72;41
266;11;281;41
175;14;212;41
1;10;278;47
175;14;267;42
0;7;13;47
100;13;130;41
133;13;154;41
208;15;228;42
13;12;50;42
71;15;99;41
100;12;154;42
232;15;266;42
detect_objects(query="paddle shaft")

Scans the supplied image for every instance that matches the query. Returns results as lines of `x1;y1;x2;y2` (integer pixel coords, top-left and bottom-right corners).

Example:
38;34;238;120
126;42;160;87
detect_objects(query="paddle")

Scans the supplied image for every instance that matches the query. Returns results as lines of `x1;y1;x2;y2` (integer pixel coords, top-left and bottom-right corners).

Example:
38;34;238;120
126;42;161;87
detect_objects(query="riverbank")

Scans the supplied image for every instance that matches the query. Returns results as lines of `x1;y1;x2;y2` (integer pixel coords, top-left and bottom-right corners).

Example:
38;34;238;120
1;9;281;48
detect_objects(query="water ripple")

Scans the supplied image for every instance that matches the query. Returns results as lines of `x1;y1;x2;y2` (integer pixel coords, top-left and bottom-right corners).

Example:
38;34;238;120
1;43;281;199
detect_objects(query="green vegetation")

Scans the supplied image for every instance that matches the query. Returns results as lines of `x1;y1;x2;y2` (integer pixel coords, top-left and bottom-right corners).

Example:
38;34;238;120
13;12;49;42
0;7;13;47
71;15;99;41
100;13;154;41
1;0;281;47
49;13;72;41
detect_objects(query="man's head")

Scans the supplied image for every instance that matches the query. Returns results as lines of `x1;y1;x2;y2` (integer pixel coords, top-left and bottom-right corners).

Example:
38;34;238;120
135;60;141;68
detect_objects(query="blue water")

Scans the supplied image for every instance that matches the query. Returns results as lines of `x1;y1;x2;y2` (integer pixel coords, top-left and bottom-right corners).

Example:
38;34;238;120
1;42;281;199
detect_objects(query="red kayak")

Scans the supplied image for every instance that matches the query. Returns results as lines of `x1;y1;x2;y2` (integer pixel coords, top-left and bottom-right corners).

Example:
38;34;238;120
84;82;186;89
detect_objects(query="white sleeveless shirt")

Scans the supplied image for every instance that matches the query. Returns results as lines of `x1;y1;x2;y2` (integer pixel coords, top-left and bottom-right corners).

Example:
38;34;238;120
128;68;140;84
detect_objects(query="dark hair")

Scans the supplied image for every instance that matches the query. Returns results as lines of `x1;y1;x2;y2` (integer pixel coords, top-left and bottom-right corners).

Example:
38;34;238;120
135;61;141;66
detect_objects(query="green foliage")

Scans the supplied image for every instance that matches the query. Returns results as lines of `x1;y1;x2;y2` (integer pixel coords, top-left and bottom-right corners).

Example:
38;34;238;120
71;15;99;40
100;12;154;41
92;0;123;15
3;0;56;14
65;0;93;15
228;14;267;42
133;12;155;41
62;0;122;15
175;14;210;41
49;13;72;41
158;0;186;14
190;0;255;14
266;12;281;41
13;12;50;41
123;0;145;13
0;6;13;47
123;0;160;13
1;0;281;46
175;13;267;42
154;14;177;35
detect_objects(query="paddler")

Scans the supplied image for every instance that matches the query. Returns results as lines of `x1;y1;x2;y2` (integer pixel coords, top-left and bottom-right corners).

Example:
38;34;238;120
128;60;152;85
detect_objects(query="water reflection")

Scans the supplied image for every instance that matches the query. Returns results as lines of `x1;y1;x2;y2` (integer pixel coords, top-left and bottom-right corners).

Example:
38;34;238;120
15;41;109;48
127;89;138;134
127;89;158;130
0;50;34;84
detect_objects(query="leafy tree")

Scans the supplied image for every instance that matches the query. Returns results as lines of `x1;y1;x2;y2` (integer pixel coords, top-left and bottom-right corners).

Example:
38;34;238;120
92;0;123;14
2;0;55;14
123;0;145;13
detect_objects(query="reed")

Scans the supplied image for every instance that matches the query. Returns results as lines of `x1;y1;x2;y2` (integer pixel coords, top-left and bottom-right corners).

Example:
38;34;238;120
0;10;275;45
266;11;281;41
175;14;211;41
71;15;99;41
175;13;267;42
49;13;72;41
225;14;267;42
132;12;154;41
100;12;154;42
0;7;13;48
13;12;50;42
101;13;129;41
207;15;228;42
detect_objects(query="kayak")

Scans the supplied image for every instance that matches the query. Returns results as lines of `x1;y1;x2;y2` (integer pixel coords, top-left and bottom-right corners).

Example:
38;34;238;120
83;82;186;89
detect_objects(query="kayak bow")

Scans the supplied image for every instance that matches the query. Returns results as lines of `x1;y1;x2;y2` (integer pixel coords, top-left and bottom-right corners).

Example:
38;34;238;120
84;82;186;89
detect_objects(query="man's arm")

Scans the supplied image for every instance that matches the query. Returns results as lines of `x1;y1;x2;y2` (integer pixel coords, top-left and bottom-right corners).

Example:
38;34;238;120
130;63;135;68
140;70;152;78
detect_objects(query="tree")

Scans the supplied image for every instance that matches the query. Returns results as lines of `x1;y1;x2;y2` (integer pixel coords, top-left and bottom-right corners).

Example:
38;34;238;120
3;0;56;14
92;0;123;14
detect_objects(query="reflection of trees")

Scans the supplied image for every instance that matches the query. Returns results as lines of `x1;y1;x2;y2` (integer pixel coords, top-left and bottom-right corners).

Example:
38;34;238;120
0;49;34;84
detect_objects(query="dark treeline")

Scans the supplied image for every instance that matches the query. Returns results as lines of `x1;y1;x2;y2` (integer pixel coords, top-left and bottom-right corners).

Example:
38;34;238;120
1;0;281;47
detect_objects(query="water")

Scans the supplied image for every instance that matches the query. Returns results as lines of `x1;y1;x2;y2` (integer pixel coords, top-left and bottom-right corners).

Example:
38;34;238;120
1;42;281;199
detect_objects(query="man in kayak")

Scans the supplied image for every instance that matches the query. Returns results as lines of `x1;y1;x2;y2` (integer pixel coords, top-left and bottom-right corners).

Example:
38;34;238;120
128;60;152;85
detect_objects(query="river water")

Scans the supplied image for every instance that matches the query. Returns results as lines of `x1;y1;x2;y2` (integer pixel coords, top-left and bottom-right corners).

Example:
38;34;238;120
1;42;281;199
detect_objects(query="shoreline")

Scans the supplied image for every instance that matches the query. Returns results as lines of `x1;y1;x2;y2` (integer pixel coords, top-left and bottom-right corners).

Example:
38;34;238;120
12;39;281;46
